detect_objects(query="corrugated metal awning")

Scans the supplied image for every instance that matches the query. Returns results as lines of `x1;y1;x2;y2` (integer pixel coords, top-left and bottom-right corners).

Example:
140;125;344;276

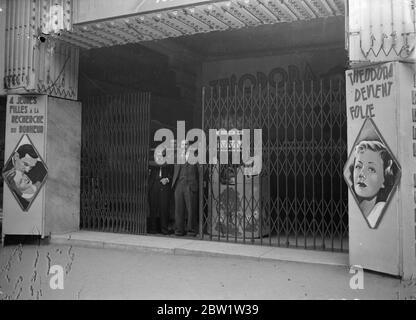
59;0;345;49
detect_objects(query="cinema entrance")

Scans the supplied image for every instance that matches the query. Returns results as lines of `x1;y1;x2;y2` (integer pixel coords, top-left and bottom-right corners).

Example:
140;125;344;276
68;0;348;252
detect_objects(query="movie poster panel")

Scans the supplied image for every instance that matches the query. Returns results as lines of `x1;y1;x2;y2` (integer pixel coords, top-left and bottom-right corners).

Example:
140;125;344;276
2;134;48;211
343;118;401;229
2;95;47;236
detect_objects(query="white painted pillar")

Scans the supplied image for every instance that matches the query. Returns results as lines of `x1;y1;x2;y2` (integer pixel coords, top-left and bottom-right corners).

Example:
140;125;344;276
346;62;416;279
0;0;6;95
346;0;416;281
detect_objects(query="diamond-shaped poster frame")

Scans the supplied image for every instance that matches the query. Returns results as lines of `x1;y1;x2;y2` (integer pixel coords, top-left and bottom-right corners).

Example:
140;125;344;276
343;118;401;229
2;134;48;212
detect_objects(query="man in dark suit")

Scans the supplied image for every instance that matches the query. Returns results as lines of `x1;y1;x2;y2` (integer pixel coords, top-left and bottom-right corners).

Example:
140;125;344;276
172;140;199;236
148;149;174;235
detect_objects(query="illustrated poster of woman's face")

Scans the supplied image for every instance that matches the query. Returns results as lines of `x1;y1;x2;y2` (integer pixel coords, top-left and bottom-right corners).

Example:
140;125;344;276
353;149;385;200
343;118;402;229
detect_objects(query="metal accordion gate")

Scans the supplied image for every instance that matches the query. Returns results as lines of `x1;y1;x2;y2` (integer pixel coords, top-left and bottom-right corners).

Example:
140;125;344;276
80;93;150;234
200;80;348;252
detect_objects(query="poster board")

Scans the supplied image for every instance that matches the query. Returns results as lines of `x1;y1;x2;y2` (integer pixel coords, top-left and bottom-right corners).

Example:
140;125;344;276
345;62;415;276
2;95;48;237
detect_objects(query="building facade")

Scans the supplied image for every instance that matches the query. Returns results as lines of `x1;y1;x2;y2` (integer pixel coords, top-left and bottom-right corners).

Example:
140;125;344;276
0;0;415;279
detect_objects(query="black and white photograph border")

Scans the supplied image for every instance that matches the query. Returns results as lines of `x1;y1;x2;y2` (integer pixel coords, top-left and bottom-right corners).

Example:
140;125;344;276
0;0;415;305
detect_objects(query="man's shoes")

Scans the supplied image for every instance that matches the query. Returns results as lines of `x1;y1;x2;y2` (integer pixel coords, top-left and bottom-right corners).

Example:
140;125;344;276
186;231;197;237
174;231;186;237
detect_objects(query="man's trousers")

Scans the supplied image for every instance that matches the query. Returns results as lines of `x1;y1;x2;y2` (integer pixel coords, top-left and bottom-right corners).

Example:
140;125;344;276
174;180;198;235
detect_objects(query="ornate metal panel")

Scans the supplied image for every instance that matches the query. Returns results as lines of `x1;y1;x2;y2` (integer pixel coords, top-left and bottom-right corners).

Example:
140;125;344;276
201;80;348;252
3;0;78;99
63;0;345;49
80;93;150;234
348;0;416;64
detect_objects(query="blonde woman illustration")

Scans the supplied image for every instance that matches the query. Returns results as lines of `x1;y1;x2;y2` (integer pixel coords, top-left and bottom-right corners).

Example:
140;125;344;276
349;140;396;229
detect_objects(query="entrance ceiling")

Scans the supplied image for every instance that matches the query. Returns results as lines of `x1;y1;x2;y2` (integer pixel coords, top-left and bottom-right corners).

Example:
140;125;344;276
60;0;345;49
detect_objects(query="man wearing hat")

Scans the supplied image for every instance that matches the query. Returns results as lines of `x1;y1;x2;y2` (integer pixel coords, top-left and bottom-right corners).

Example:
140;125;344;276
172;139;199;236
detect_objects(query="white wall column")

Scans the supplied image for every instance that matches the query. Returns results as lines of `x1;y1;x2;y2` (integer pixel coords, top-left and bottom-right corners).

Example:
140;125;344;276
346;0;416;279
0;0;6;96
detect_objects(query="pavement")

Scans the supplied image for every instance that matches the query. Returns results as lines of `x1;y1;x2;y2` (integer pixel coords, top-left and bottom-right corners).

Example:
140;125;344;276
0;230;414;300
50;231;349;267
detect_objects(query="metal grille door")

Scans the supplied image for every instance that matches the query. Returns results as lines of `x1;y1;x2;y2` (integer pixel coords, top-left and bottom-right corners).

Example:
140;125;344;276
201;81;348;252
80;93;150;234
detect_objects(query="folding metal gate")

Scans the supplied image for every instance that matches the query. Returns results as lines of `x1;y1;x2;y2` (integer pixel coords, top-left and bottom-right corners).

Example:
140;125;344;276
80;93;150;234
200;81;348;252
